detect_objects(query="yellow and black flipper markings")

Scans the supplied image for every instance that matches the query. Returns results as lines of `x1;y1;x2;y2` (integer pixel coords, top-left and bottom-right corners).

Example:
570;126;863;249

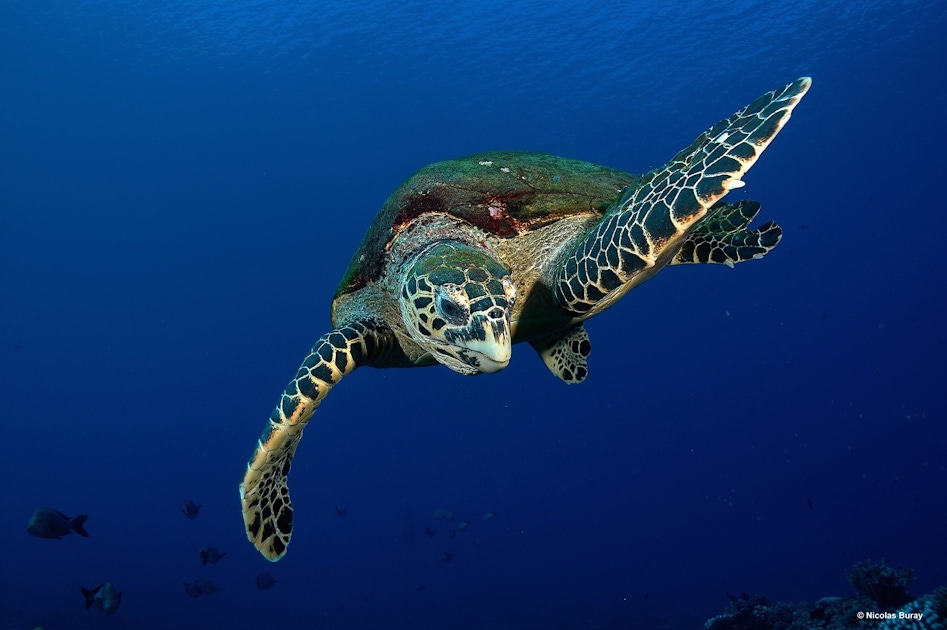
240;319;394;561
529;323;591;383
673;199;782;267
555;77;810;316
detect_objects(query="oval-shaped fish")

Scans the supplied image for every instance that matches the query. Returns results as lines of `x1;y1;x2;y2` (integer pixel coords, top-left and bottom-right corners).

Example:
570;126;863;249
181;499;202;519
27;508;89;539
81;581;121;615
183;578;220;597
199;546;227;566
255;573;278;590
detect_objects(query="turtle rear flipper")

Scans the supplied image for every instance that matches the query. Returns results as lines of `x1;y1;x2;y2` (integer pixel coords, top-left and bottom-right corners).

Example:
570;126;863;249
673;199;783;267
240;319;395;561
554;77;810;316
529;323;591;383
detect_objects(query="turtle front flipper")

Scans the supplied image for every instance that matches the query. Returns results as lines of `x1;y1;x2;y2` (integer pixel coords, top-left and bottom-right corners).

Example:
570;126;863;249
555;77;810;316
529;323;591;383
673;200;783;267
240;319;395;561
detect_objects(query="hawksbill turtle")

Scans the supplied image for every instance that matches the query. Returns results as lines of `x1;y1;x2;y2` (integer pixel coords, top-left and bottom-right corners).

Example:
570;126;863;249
241;77;811;560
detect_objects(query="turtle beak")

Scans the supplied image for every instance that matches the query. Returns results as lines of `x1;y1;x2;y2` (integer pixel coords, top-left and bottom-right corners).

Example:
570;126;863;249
465;309;511;372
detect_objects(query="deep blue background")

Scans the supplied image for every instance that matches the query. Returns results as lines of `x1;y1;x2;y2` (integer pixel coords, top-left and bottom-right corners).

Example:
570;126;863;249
2;1;945;628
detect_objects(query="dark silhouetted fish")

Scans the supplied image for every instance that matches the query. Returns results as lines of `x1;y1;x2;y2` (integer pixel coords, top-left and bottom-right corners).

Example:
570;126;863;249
255;573;277;590
334;505;348;516
27;508;88;539
181;499;201;519
199;546;227;566
183;578;220;597
81;581;121;615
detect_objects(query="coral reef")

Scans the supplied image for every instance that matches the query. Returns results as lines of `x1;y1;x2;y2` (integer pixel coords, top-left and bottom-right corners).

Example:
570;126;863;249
879;587;947;630
703;561;942;630
848;559;915;609
703;593;874;630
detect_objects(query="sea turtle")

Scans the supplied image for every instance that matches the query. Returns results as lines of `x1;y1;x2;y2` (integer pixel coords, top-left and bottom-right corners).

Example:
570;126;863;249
241;77;811;560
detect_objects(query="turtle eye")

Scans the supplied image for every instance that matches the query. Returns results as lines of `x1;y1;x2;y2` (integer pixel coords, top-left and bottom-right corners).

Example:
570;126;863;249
435;286;469;325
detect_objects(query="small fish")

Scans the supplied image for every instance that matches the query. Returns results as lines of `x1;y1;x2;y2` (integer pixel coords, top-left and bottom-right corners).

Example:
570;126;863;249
424;527;436;538
255;573;278;590
183;578;220;597
457;519;471;531
81;581;121;615
27;508;89;539
482;512;497;521
334;505;348;517
433;508;454;520
181;499;201;519
806;497;814;511
199;546;227;565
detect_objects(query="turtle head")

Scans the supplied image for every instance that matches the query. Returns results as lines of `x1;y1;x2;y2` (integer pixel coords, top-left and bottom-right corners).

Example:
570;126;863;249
400;240;516;375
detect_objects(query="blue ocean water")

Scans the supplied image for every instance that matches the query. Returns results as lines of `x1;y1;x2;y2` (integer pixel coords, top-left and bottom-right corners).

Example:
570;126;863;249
1;0;945;627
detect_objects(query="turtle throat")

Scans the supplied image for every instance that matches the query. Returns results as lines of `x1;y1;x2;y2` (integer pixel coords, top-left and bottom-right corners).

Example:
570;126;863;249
399;240;515;375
